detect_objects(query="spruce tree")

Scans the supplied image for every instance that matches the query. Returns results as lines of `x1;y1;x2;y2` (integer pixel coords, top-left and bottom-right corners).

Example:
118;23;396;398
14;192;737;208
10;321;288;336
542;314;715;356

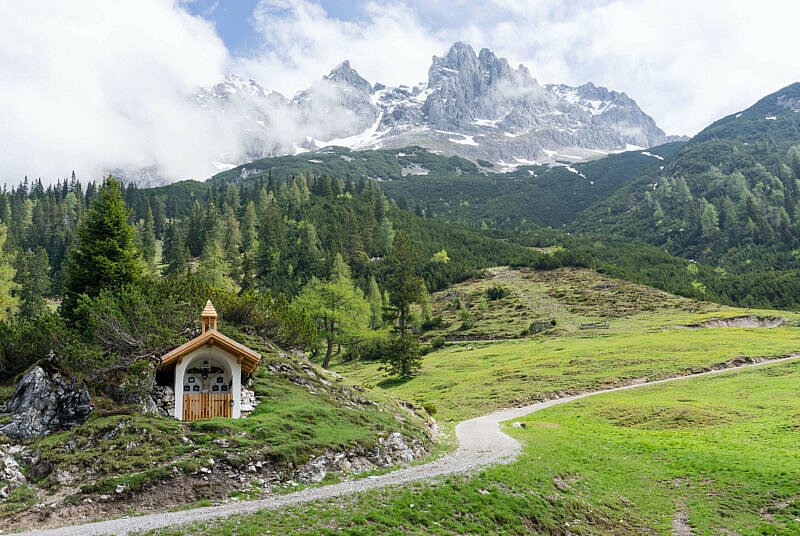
163;223;191;275
138;206;157;269
383;233;423;335
14;247;50;318
62;176;143;321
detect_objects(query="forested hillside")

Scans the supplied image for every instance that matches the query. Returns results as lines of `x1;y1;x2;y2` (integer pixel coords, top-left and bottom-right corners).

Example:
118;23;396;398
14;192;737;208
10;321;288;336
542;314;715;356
208;143;683;230
0;171;541;385
577;83;800;272
3;83;800;357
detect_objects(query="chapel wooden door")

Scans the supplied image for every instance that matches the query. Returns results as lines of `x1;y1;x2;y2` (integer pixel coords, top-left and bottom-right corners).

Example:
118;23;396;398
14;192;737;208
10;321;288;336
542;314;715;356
182;392;232;420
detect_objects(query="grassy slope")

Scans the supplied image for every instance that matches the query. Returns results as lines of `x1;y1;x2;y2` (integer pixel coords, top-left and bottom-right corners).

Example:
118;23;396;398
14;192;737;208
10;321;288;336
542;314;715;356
153;360;800;535
339;267;800;421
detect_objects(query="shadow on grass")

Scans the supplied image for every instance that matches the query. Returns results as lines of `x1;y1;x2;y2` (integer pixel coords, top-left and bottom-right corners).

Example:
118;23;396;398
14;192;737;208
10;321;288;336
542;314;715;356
377;376;415;389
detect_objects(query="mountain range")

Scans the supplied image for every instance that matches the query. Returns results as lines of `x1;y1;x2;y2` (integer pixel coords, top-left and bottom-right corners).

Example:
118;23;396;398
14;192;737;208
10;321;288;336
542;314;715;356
197;42;683;171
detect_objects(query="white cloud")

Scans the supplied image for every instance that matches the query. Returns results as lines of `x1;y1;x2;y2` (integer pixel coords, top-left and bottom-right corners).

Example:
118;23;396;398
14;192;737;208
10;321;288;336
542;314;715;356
237;0;446;95
0;0;237;183
236;0;800;135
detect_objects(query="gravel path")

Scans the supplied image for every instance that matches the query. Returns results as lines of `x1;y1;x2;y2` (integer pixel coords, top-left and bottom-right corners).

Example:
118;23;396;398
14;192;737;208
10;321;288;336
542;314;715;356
18;355;799;536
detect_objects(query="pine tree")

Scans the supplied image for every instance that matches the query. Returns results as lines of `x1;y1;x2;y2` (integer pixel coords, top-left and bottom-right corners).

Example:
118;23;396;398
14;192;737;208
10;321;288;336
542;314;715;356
381;233;425;378
62;176;143;321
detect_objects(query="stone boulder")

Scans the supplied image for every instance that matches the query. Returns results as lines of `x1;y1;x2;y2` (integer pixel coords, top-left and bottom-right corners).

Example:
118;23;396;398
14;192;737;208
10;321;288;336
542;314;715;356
1;366;92;440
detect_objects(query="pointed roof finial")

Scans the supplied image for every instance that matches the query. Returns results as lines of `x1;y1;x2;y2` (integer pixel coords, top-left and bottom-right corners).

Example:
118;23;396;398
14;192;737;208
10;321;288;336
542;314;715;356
200;300;218;334
201;300;218;319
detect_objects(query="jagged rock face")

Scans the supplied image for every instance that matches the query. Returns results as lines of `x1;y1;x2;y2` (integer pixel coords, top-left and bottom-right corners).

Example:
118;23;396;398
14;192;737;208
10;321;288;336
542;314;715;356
547;82;669;148
195;42;680;171
151;385;175;417
423;42;541;130
1;367;92;440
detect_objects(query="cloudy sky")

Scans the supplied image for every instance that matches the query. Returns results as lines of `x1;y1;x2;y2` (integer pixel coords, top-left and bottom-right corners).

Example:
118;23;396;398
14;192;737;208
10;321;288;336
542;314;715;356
2;0;799;183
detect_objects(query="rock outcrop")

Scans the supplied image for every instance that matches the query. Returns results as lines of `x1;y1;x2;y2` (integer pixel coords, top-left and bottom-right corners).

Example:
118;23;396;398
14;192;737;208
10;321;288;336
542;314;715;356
150;385;175;417
295;432;424;484
0;444;26;498
1;367;92;440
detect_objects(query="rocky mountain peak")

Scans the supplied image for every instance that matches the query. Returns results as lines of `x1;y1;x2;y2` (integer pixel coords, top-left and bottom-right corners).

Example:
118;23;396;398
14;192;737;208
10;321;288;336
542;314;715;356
428;42;516;89
325;60;373;94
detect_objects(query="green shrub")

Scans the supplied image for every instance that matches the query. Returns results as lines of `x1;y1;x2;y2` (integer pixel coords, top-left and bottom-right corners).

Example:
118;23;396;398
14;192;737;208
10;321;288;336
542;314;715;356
0;313;66;381
348;331;392;362
379;333;423;378
421;315;445;331
458;309;474;331
429;336;446;350
527;319;557;335
486;285;510;300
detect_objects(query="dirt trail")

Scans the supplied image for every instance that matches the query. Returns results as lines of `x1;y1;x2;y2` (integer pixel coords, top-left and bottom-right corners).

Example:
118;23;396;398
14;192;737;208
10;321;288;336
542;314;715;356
17;354;800;536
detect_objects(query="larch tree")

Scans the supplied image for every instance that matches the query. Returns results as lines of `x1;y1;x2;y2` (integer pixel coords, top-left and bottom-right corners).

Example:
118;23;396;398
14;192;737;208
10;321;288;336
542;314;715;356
196;227;237;293
292;254;369;368
367;275;383;329
0;223;19;320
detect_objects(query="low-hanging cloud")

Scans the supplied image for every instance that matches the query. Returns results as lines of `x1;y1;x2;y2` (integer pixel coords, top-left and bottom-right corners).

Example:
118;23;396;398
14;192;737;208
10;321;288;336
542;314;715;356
0;0;237;184
238;0;446;96
0;0;435;184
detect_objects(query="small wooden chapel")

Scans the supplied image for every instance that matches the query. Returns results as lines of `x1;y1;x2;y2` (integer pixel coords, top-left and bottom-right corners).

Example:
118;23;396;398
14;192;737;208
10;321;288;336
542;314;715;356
158;300;261;421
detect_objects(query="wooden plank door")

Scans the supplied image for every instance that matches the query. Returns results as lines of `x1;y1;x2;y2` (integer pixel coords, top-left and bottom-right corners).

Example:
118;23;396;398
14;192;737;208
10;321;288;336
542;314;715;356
183;393;232;420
